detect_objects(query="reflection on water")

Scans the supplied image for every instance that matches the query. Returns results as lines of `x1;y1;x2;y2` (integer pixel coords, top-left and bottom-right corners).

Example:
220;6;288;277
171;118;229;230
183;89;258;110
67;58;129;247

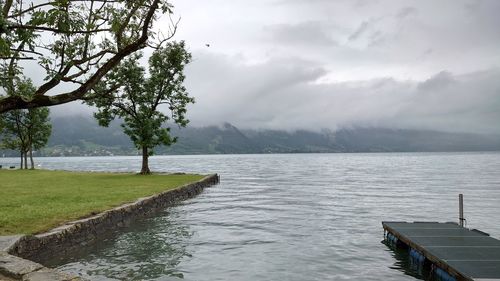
46;208;193;280
2;152;500;280
382;240;429;280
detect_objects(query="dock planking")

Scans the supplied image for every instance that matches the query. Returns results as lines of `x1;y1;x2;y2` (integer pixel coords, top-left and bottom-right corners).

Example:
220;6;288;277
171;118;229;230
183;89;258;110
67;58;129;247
383;221;500;281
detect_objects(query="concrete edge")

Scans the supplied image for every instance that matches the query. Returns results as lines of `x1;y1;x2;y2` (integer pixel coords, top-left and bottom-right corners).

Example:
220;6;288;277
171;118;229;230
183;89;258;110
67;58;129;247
0;173;220;280
0;252;82;280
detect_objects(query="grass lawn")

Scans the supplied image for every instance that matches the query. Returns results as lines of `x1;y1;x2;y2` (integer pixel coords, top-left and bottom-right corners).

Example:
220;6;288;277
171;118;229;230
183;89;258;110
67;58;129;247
0;169;205;235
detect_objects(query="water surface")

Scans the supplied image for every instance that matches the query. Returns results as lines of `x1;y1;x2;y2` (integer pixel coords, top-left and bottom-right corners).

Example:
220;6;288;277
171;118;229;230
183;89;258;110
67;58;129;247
1;153;499;280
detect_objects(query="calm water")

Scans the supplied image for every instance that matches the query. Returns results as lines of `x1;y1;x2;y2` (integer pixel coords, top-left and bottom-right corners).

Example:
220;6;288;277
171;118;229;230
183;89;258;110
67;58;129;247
2;153;500;281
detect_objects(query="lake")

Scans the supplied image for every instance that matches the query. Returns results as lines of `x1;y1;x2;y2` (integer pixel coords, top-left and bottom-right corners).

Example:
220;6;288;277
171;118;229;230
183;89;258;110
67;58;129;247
1;152;500;280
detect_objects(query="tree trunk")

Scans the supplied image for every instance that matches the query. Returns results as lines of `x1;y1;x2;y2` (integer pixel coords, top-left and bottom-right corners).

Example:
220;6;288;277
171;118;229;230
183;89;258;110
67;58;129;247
24;152;28;169
29;148;34;169
20;152;23;169
140;146;150;174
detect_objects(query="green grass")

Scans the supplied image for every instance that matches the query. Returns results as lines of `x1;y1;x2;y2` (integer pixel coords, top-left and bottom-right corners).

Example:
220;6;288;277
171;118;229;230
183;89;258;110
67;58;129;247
0;170;205;235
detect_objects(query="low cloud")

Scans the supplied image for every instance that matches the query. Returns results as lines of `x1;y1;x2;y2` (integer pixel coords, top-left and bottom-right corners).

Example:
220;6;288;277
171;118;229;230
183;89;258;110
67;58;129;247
185;53;500;134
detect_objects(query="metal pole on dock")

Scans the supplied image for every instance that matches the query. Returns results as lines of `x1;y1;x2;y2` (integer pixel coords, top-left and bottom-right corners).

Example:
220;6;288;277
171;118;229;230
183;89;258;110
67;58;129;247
459;194;464;227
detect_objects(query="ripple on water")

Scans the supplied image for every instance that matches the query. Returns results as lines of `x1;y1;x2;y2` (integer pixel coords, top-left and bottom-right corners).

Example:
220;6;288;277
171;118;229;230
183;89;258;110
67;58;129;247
3;152;499;281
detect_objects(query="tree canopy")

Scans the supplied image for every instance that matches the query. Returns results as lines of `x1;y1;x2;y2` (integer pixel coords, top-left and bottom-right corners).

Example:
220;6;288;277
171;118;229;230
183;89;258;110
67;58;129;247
87;41;193;174
0;78;51;168
0;0;176;113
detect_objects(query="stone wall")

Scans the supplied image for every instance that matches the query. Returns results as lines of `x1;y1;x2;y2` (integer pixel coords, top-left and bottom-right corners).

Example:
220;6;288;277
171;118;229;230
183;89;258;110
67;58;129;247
0;174;219;280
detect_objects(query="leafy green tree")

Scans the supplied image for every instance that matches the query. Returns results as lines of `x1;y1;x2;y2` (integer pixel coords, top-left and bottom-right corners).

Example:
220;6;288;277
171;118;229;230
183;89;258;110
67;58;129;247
0;79;51;169
87;41;193;174
25;106;51;168
0;0;177;113
0;109;28;167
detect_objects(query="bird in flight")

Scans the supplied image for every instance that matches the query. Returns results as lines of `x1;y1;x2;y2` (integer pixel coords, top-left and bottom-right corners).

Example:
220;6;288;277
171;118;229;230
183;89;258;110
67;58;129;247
206;44;210;47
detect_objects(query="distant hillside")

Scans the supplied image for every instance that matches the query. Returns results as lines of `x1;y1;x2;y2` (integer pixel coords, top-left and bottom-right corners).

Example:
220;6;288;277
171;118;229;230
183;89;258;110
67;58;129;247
1;115;500;157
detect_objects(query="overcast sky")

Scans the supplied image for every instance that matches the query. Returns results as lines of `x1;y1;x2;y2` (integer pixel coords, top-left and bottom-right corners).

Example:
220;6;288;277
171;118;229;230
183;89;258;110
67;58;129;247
58;0;500;134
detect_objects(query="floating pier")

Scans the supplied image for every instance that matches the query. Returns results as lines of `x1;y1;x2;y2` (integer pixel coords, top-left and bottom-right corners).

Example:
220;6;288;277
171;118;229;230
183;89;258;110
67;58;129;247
383;221;500;281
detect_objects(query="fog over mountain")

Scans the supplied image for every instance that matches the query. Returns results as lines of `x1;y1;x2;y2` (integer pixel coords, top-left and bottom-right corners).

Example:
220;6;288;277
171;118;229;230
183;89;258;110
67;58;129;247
51;0;500;135
2;115;498;157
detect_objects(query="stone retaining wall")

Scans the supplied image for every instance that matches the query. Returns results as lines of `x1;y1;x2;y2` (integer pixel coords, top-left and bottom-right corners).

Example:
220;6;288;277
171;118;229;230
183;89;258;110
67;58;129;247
0;174;219;280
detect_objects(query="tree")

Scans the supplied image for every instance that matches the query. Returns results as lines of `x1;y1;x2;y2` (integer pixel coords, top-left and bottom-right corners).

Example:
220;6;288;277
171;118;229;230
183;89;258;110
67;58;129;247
0;0;177;113
87;41;193;174
0;108;28;167
25;105;51;168
0;79;51;169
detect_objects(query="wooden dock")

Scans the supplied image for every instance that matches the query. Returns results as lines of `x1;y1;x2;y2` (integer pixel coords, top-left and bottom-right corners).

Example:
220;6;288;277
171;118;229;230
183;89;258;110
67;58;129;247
383;221;500;281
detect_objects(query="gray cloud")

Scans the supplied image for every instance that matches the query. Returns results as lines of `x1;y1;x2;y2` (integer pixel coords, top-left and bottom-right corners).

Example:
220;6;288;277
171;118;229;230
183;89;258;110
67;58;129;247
50;0;500;136
417;71;455;92
348;21;370;42
184;52;500;134
464;0;482;12
264;21;338;46
396;7;418;19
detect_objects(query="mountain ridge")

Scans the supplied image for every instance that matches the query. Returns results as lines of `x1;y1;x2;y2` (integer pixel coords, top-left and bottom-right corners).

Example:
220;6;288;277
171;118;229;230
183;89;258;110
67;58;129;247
2;115;500;156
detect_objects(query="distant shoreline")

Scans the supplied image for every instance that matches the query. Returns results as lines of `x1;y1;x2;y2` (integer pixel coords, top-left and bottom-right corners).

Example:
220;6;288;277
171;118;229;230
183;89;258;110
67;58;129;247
1;150;500;162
